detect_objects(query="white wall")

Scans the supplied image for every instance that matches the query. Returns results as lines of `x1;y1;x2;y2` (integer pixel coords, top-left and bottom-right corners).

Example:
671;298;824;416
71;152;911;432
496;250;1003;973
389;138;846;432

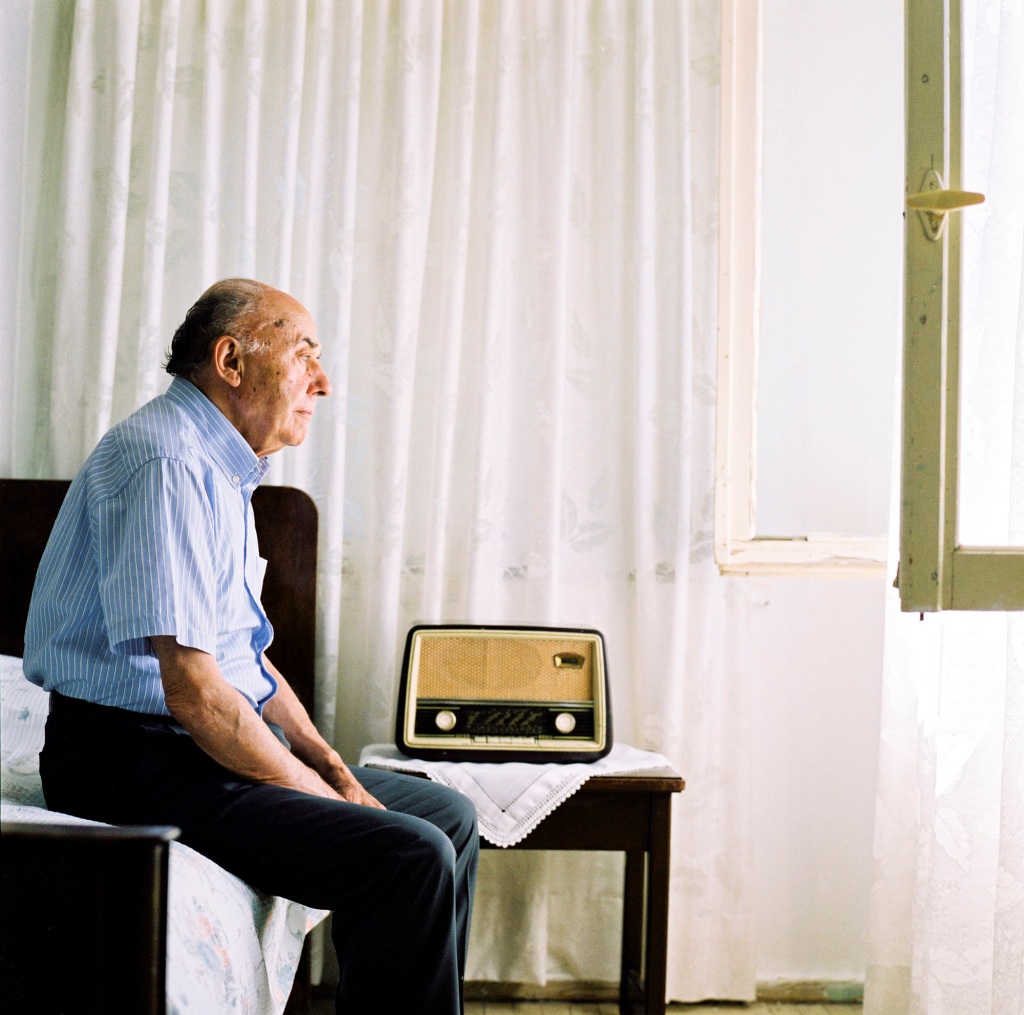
744;0;901;987
748;578;885;985
757;0;903;540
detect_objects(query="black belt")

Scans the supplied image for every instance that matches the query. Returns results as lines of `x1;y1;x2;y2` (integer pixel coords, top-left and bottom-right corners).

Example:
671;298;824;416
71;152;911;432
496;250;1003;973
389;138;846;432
48;691;187;731
48;690;290;748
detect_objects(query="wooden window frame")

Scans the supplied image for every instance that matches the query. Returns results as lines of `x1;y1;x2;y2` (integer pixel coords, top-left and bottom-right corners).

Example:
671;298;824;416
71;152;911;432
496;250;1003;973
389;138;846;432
714;0;888;577
897;0;1024;611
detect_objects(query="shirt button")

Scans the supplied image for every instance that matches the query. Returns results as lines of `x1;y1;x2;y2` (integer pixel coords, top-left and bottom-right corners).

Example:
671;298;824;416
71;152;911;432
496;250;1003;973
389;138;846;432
231;475;240;485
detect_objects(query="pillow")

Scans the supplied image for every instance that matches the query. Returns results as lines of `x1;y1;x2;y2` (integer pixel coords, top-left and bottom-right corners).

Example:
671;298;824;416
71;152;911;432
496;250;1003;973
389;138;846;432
1;655;49;807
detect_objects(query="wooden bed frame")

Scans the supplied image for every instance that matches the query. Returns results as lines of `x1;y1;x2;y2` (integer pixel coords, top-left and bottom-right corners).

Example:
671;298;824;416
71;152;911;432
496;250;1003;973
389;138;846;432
0;478;320;1015
0;479;319;711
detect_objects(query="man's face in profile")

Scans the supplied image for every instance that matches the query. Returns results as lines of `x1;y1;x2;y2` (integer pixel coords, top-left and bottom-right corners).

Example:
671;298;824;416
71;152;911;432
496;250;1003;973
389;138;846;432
235;290;331;457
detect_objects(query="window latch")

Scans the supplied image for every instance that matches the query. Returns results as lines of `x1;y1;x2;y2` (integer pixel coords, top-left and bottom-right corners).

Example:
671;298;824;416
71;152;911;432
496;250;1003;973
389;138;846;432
906;169;985;240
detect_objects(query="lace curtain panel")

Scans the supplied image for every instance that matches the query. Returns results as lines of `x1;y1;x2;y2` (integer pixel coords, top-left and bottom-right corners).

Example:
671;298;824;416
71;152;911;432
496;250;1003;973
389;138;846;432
6;0;753;1000
865;1;1024;1012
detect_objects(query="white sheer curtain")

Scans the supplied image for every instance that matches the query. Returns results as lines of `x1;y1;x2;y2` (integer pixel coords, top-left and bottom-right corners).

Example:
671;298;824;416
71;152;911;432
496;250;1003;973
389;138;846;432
6;0;753;1000
865;1;1024;1012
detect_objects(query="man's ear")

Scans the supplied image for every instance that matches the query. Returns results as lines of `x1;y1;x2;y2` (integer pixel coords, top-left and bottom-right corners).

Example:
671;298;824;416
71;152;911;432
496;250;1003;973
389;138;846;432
210;335;244;387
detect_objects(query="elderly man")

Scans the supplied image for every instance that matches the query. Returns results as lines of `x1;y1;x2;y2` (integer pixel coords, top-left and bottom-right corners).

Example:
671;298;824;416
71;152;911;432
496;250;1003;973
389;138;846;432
24;278;479;1014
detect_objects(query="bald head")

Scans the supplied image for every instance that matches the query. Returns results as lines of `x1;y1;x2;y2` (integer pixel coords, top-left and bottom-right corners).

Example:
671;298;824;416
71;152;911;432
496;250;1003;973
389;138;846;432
165;278;270;380
164;279;329;457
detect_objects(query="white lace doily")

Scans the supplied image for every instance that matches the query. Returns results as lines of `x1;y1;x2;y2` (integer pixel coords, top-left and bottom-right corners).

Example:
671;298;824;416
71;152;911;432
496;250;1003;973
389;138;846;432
358;742;674;847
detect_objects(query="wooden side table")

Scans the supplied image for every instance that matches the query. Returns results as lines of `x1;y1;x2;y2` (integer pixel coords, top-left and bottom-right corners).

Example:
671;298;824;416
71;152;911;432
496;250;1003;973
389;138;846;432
481;767;685;1015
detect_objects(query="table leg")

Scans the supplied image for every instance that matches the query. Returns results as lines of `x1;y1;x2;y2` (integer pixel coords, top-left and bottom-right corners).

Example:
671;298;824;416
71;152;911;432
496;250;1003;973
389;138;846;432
643;796;674;1015
620;849;646;1013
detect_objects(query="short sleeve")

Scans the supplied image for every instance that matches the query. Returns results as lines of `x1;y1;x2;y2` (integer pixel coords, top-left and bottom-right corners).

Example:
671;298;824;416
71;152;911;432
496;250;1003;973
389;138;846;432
95;457;220;656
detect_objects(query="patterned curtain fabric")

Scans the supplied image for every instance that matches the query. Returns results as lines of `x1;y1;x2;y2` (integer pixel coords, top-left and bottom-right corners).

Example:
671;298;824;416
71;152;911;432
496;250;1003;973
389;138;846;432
7;0;754;999
865;1;1024;1011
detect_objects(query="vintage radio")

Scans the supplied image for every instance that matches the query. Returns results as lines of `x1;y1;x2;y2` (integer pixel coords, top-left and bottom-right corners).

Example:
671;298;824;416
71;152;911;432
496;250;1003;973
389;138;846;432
395;624;612;763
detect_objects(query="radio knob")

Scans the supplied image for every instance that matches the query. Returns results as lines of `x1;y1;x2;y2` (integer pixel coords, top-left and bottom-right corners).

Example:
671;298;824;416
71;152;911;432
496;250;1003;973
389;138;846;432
554;712;576;734
435;709;457;732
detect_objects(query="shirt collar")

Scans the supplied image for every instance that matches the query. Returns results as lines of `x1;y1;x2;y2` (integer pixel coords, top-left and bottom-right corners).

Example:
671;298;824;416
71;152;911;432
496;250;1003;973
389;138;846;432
165;377;270;491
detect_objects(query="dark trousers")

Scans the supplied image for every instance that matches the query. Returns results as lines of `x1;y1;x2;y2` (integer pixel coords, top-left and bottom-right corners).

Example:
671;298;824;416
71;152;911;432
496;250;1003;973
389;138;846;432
40;695;479;1015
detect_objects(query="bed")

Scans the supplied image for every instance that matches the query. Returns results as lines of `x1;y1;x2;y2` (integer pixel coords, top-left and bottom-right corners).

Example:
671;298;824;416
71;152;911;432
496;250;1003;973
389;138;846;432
0;478;329;1015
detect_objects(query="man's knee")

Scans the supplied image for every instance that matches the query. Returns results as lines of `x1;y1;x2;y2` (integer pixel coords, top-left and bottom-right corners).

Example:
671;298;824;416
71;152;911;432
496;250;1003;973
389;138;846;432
416;782;478;853
392;818;459;882
424;820;461;869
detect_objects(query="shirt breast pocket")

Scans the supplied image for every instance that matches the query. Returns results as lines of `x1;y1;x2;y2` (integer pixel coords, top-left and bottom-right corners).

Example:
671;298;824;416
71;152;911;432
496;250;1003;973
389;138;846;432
250;555;268;602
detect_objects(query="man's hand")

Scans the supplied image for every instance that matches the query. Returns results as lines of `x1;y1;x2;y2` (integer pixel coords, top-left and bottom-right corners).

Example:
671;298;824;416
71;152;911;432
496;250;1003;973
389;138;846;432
323;758;386;809
261;654;385;809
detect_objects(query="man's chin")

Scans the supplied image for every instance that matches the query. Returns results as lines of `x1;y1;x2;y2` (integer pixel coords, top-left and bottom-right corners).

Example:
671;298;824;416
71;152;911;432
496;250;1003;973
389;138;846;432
287;422;312;446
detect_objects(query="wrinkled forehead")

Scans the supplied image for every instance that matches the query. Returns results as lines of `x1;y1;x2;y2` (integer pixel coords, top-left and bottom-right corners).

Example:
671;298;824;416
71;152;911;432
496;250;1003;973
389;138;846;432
254;291;319;348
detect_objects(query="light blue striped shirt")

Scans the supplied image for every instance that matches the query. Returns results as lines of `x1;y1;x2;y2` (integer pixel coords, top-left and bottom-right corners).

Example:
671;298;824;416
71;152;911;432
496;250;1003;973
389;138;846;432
24;377;277;715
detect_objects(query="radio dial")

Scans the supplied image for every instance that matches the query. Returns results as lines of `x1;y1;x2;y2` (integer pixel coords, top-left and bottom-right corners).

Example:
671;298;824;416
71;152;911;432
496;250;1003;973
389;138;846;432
434;709;458;732
554;712;576;734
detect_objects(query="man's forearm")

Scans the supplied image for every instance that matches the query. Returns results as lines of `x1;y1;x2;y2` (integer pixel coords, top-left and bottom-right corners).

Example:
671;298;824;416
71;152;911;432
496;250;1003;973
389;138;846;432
151;636;340;800
259;657;338;772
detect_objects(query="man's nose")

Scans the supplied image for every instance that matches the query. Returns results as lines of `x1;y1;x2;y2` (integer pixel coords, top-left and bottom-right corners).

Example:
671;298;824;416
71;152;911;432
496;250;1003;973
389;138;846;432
312;360;332;397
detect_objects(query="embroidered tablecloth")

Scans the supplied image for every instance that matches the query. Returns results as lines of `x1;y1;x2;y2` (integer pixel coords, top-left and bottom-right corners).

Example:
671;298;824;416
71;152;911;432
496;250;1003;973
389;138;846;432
358;742;673;847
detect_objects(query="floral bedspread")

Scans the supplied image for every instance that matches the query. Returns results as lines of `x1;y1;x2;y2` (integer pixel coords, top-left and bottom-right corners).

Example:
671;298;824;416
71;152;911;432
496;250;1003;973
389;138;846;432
1;654;328;1015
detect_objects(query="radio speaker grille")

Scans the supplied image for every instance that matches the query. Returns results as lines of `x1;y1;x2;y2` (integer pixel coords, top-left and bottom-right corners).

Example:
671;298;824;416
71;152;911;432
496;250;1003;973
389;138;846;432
415;635;594;701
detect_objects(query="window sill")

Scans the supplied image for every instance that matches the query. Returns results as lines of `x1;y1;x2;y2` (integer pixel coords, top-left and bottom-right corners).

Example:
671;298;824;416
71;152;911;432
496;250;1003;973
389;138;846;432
716;536;888;577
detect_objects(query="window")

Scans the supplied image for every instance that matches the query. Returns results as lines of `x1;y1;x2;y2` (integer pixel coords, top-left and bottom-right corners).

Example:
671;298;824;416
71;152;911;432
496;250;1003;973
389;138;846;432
897;0;1024;611
715;0;901;576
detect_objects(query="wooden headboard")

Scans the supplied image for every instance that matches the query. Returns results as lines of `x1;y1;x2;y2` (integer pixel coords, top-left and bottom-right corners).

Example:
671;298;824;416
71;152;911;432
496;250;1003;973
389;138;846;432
0;479;319;715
